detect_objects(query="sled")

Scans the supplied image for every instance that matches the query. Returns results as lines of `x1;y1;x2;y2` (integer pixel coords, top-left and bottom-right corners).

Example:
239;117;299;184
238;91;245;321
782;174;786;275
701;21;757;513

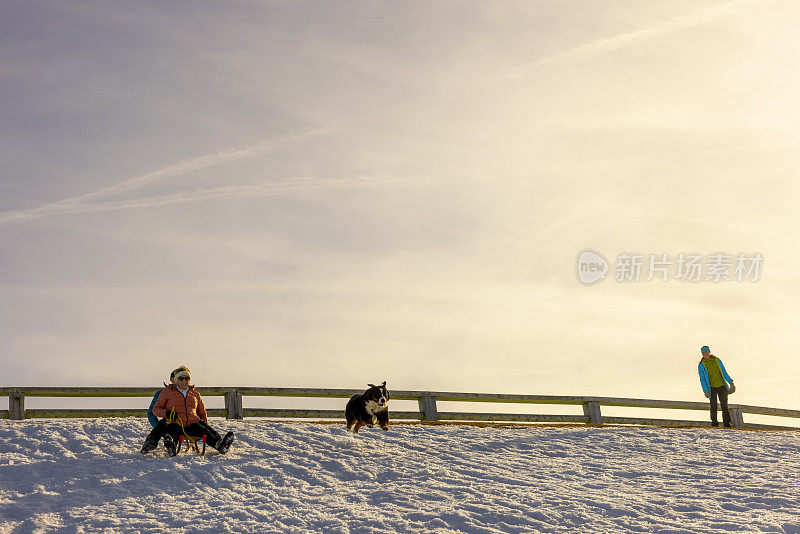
165;409;207;456
176;433;207;456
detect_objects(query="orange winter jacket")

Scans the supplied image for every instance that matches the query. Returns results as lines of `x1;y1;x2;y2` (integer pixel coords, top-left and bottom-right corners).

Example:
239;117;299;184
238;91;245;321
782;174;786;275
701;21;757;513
152;384;207;425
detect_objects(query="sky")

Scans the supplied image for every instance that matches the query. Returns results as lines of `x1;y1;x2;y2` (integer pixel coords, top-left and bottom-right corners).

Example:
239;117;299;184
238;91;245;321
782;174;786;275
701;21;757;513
1;0;799;420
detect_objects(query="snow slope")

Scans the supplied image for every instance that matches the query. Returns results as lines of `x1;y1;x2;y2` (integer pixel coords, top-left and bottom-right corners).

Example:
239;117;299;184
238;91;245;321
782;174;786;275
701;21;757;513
1;420;799;533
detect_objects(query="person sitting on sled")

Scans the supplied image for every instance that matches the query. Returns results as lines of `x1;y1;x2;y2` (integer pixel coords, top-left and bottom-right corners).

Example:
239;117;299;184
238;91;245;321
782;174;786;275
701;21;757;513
140;368;179;453
140;366;234;456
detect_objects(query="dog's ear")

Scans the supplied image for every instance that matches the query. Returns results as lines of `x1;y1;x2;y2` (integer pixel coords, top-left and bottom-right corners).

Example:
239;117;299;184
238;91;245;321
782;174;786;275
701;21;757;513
367;383;376;388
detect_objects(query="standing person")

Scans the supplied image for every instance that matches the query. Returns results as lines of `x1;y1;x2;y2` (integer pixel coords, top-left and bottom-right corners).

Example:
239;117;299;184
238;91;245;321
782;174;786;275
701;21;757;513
141;366;235;456
697;346;736;427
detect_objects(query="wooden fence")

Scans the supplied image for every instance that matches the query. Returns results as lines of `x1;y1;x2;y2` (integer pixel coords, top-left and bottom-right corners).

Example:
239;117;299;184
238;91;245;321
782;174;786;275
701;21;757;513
1;387;799;430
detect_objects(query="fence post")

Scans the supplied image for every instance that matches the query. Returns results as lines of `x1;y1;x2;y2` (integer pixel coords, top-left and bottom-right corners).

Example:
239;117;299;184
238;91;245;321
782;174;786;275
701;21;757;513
418;395;439;422
9;391;25;421
728;407;744;429
225;389;243;420
582;401;602;425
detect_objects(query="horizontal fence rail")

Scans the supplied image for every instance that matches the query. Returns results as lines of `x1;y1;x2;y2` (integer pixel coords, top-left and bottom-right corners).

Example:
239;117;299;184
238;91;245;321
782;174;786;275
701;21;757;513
1;387;799;430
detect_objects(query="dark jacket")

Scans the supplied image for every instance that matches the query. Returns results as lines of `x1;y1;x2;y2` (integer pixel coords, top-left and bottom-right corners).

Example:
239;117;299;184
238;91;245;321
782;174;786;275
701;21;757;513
147;384;168;427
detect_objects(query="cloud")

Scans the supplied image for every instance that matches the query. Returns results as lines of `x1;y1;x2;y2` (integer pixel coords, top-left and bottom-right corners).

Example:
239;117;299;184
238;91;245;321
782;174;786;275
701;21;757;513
0;170;493;216
0;0;771;228
747;375;800;384
0;164;567;220
0;127;337;227
504;0;765;79
26;174;413;215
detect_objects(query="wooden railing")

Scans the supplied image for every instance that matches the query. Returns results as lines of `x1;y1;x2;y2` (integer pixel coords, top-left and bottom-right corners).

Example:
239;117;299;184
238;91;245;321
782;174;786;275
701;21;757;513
1;387;799;430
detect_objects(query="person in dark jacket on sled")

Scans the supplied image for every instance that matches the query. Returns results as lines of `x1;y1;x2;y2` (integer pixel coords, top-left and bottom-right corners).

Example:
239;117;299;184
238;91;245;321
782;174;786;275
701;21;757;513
140;366;234;456
140;369;177;452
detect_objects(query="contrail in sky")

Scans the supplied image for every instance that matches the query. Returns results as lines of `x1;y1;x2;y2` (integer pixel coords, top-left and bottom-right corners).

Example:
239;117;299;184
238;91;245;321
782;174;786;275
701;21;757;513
0;167;568;217
0;127;336;227
0;1;767;227
505;0;764;79
3;172;483;216
33;176;397;215
746;375;800;384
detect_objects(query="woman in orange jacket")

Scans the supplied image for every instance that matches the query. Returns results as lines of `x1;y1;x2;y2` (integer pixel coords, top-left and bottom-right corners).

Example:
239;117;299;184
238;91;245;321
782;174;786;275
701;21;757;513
140;366;234;456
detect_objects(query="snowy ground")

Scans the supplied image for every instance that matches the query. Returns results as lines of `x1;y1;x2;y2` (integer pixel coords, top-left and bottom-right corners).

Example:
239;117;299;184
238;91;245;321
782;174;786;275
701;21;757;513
1;420;799;534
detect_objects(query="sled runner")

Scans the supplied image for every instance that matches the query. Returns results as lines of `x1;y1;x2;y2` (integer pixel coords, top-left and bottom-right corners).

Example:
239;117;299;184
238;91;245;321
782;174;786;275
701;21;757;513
176;433;207;456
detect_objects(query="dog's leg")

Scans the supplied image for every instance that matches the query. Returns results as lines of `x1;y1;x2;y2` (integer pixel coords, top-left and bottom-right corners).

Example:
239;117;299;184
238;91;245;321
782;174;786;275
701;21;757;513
353;421;363;433
377;411;389;431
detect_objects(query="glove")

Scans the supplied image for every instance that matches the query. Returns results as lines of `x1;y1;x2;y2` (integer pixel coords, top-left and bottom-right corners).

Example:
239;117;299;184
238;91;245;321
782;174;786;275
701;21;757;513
728;383;736;394
704;391;709;399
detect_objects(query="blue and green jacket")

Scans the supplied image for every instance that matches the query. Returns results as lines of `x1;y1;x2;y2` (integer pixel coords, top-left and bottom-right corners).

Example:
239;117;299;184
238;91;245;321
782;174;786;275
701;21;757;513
147;384;168;427
697;356;734;393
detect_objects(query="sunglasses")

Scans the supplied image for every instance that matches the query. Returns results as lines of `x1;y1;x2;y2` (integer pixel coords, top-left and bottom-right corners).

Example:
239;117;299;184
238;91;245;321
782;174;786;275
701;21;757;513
176;376;190;381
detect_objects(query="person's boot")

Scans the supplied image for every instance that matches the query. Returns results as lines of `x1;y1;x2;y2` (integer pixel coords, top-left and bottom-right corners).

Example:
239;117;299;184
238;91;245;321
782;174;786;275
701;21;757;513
140;436;159;454
216;432;234;454
164;434;178;457
711;422;719;427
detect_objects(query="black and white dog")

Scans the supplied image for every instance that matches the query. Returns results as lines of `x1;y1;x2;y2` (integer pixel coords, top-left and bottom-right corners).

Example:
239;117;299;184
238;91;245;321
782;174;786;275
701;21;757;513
345;381;390;433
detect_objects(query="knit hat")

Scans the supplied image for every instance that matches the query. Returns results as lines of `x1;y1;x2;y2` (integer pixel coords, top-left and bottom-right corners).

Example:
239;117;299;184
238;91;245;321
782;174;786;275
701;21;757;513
700;346;710;352
171;365;191;381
